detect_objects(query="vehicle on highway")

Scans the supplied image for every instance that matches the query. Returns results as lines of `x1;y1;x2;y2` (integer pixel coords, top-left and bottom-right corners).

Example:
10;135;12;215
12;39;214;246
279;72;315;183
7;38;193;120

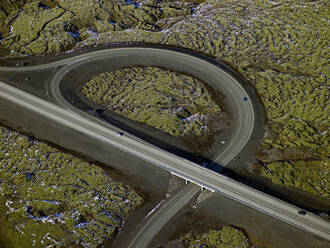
116;131;124;137
201;161;208;167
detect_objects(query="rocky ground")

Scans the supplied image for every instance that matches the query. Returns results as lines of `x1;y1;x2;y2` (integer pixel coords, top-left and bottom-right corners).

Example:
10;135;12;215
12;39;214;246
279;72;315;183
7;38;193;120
82;66;222;137
0;125;143;247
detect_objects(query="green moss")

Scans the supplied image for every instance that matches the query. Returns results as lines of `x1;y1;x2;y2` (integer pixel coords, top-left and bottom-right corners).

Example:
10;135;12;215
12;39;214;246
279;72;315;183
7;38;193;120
0;1;78;56
0;212;68;248
82;66;222;136
0;126;143;247
181;226;250;248
261;160;329;198
220;226;250;248
0;0;26;14
0;0;199;56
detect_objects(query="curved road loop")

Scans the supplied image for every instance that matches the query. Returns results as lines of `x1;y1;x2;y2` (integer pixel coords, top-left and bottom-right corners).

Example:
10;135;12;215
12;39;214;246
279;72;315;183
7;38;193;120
0;48;329;244
0;48;255;165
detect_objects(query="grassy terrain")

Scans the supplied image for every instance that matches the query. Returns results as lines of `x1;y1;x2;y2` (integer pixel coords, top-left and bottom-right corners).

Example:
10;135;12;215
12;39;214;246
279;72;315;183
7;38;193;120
261;160;329;198
0;125;143;247
180;226;250;248
82;66;222;136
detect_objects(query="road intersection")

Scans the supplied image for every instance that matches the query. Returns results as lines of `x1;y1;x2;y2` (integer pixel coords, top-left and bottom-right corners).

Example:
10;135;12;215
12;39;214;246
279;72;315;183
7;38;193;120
0;47;329;243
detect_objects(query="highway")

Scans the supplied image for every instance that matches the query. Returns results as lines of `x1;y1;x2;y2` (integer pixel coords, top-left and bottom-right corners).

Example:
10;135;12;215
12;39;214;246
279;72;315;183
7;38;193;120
0;47;329;244
1;47;255;166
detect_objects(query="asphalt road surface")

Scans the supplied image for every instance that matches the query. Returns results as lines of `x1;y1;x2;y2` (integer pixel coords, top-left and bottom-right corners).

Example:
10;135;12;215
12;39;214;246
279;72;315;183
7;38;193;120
0;48;329;244
127;184;200;248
